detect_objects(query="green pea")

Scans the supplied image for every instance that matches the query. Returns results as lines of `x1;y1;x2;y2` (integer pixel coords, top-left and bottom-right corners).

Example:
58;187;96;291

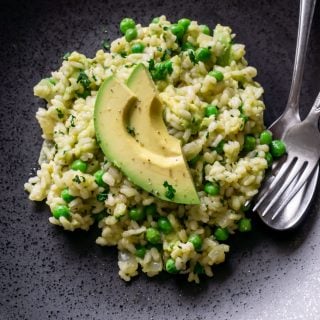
146;228;162;244
209;70;224;81
214;227;229;241
125;28;138;42
151;17;160;24
120;18;136;34
260;130;273;145
61;188;75;203
131;42;145;53
166;258;178;273
188;234;203;251
205;104;218;117
215;140;225;155
170;24;185;41
195;47;211;62
270;140;286;158
94;170;107;188
204;181;220;196
194;262;204;274
52;205;70;219
135;245;147;258
238;218;252;232
71;159;88;173
157;217;173;234
265;152;273;167
129;207;145;221
181;42;196;51
178;18;191;32
243;135;256;152
144;203;157;216
199;24;212;36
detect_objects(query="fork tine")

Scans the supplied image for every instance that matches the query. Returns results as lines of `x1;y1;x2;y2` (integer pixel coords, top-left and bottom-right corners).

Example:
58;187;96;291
271;162;318;220
253;157;295;211
258;160;306;217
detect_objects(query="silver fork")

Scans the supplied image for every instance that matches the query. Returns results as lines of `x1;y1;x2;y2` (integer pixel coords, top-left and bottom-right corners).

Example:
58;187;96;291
254;0;318;230
254;92;320;219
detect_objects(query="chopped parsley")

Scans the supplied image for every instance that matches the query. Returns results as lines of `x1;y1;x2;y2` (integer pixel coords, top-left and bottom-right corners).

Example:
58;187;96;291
72;175;86;184
188;49;197;64
93;210;107;222
215;140;225;155
48;78;56;85
163;181;176;200
97;191;108;202
160;49;172;62
76;89;91;99
120;51;127;58
102;39;110;51
77;70;91;89
63;52;71;60
70;115;76;127
56;108;64;119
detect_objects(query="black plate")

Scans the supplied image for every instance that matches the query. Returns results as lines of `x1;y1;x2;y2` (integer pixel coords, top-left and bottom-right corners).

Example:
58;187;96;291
1;0;320;319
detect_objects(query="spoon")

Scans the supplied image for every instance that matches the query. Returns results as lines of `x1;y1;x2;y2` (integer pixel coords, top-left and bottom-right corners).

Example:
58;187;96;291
256;0;318;230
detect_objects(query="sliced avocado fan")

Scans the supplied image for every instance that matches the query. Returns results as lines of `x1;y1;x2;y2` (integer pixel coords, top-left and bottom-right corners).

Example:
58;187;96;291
127;64;180;157
94;68;199;205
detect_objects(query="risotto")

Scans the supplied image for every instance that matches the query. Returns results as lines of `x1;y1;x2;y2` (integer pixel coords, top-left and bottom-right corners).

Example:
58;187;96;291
25;16;271;283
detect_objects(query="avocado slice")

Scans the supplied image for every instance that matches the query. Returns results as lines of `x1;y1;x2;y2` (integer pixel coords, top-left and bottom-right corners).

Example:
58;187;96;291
94;75;199;204
127;64;180;156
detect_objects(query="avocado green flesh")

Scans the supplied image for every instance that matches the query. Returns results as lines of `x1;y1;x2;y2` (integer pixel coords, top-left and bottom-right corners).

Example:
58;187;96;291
127;64;180;157
94;76;200;204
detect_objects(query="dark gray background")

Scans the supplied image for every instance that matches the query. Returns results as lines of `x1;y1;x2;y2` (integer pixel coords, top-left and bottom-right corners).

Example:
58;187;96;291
0;0;320;319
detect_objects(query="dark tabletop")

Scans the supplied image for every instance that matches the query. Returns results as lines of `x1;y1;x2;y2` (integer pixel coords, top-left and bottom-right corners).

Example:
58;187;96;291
0;0;320;319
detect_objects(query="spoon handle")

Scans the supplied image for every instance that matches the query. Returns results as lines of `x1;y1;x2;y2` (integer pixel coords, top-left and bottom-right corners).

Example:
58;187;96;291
285;0;317;115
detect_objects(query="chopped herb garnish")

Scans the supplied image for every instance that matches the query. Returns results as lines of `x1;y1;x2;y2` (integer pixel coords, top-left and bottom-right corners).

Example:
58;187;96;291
72;175;81;184
148;59;155;72
120;51;127;58
215;140;225;155
102;40;110;51
63;52;71;61
188;49;197;64
69;115;76;127
56;108;64;119
48;78;56;85
93;210;107;222
160;49;172;62
163;181;176;200
188;154;200;166
77;70;91;89
76;88;91;99
97;191;108;202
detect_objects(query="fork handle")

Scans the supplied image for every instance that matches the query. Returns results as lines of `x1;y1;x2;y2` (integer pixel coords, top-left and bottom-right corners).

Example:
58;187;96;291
303;92;320;125
284;0;317;116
